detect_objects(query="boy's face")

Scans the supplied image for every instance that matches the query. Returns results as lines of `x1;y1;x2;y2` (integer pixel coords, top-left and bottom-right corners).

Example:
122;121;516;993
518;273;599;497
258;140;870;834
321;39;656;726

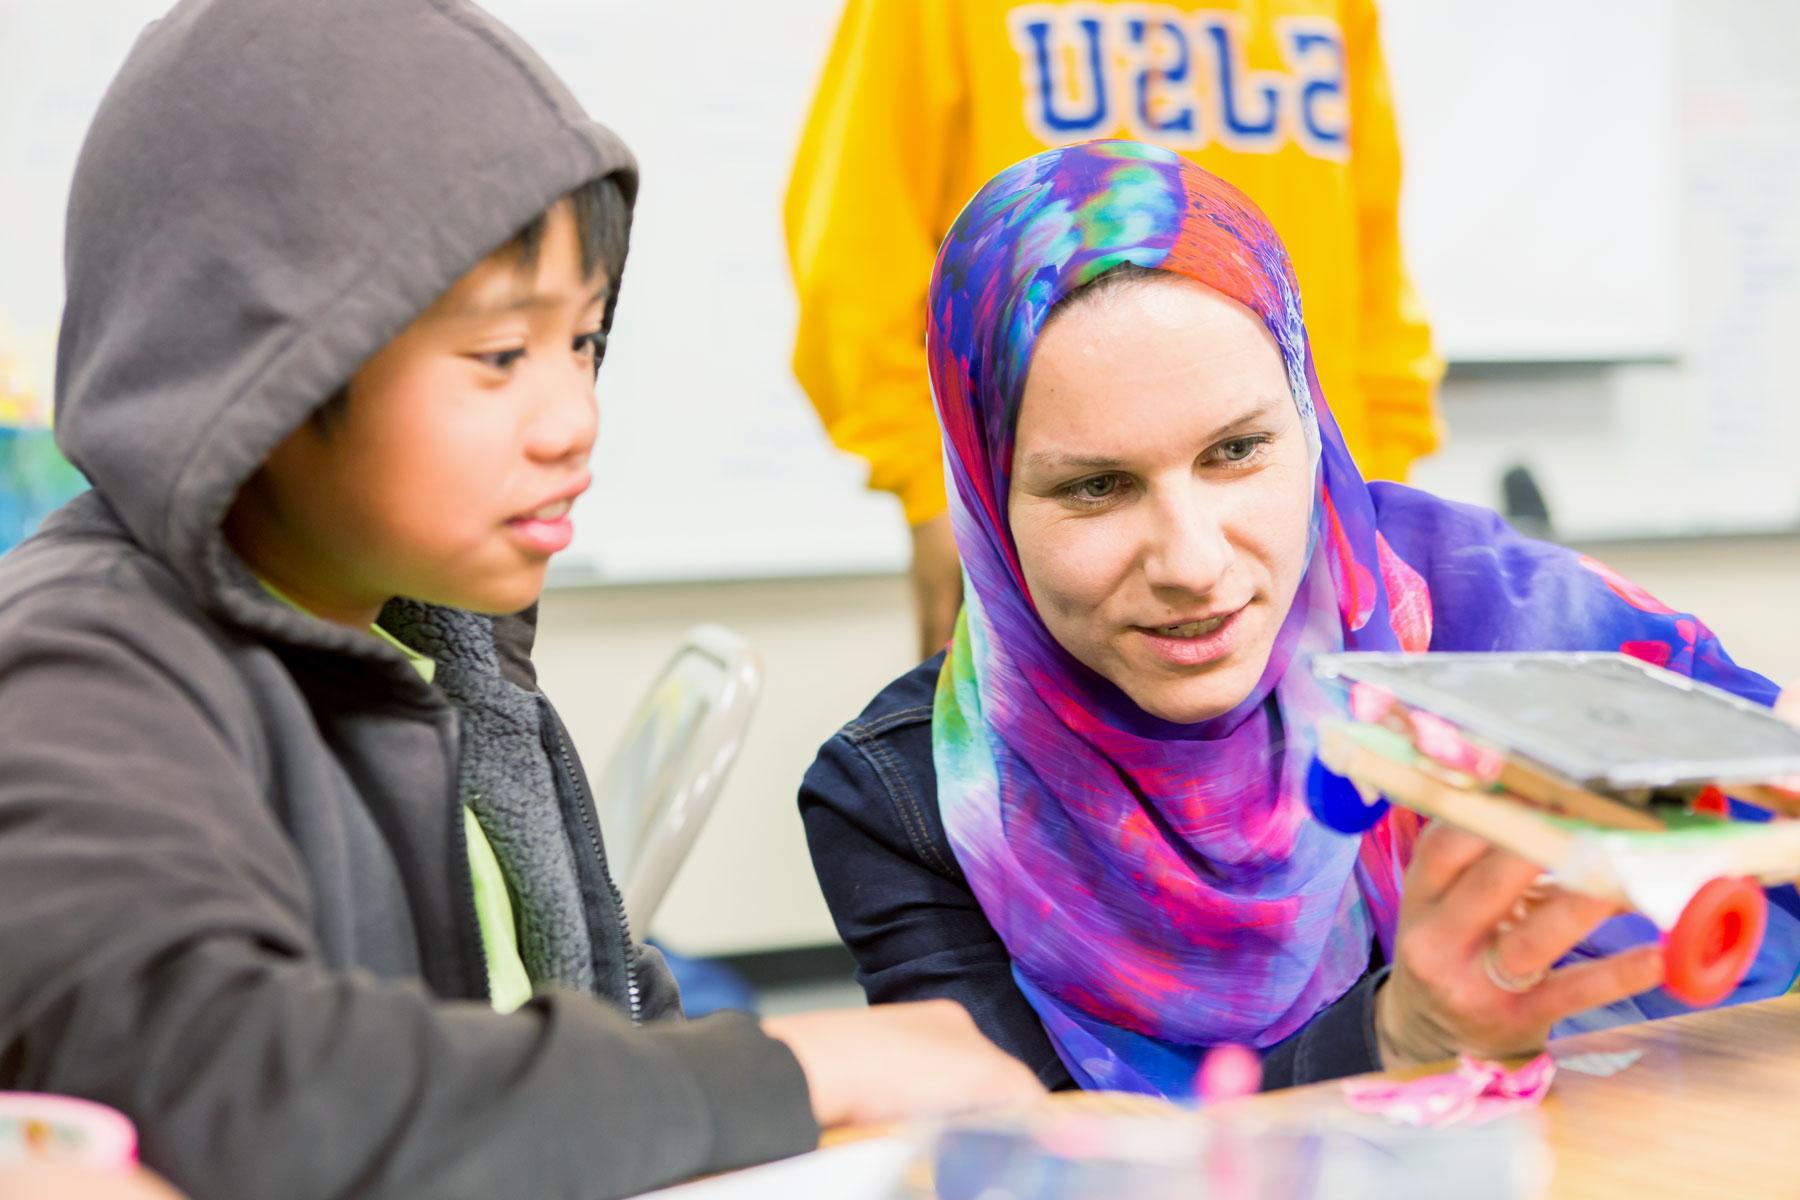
227;202;606;625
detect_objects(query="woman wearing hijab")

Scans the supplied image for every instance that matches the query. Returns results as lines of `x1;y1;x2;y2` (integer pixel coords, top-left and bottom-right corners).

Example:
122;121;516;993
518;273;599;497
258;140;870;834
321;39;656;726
800;140;1800;1098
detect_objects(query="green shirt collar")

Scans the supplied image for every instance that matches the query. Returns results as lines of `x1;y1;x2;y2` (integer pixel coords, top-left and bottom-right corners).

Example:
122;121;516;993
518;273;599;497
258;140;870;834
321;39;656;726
255;578;436;685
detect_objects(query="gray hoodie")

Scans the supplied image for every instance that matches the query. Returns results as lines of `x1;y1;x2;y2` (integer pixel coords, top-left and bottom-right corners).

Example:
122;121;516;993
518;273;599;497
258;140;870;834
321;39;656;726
0;1;815;1196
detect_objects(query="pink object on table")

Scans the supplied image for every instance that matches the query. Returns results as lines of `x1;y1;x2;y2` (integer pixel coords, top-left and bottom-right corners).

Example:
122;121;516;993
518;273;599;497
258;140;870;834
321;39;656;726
0;1093;138;1170
1341;1054;1556;1127
1195;1044;1263;1104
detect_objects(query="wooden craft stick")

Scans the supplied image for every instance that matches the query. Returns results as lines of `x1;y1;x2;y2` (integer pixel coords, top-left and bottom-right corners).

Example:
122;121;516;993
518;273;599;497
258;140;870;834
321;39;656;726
1496;757;1666;832
1317;725;1576;868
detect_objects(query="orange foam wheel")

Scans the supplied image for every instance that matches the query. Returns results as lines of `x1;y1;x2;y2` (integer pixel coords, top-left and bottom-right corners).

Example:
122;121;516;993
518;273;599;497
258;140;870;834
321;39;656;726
1662;877;1767;1008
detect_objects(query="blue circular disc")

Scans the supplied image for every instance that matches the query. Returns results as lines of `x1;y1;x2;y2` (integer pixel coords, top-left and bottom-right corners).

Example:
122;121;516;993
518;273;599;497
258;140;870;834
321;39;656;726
1307;756;1388;833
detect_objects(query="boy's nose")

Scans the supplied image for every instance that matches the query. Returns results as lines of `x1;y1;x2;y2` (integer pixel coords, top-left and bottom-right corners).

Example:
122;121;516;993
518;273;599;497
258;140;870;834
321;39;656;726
525;375;599;464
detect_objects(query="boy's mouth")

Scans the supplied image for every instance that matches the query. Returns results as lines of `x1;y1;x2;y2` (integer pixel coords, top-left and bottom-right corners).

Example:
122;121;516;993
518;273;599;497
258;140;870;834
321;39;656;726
504;475;590;555
522;499;572;522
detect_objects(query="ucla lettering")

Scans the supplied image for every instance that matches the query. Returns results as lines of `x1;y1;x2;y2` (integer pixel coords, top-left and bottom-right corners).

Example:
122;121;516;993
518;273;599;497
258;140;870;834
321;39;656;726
1199;13;1282;150
1127;15;1197;143
1011;6;1112;134
1280;17;1350;158
1009;4;1348;158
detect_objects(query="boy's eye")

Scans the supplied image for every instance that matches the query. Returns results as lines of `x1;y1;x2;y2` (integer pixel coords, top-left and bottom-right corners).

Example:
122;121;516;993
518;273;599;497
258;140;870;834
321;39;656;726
574;331;604;380
475;347;525;371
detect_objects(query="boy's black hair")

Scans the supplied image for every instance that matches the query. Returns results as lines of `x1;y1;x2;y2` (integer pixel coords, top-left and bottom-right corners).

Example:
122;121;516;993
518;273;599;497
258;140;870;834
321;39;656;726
504;173;631;298
314;173;631;428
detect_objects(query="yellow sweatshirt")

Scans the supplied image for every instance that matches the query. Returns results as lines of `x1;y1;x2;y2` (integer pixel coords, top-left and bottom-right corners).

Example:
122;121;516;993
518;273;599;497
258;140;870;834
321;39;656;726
787;0;1444;523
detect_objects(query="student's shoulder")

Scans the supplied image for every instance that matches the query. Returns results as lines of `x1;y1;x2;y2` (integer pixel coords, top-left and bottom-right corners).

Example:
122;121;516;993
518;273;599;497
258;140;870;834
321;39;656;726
3;496;197;620
0;495;252;694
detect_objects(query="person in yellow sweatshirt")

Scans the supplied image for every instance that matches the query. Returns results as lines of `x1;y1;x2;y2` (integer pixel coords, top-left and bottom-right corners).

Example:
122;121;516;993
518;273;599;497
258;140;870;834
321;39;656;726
786;0;1445;657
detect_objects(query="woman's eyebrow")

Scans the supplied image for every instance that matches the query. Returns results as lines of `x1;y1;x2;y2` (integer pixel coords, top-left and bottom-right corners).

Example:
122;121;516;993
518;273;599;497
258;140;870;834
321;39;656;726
1206;396;1287;440
1019;451;1127;473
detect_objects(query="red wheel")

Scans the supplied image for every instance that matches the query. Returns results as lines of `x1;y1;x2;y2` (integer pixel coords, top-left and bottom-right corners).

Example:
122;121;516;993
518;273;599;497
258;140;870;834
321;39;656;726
1662;877;1767;1008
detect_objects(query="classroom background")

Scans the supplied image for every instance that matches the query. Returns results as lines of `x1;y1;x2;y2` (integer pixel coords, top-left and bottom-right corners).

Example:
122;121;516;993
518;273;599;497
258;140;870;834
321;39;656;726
2;0;1796;997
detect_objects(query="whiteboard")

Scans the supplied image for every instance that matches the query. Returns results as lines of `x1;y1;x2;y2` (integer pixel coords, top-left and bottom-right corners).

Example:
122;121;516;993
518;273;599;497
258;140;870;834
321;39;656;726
480;0;912;585
1381;0;1680;363
2;1;1787;582
1407;0;1800;541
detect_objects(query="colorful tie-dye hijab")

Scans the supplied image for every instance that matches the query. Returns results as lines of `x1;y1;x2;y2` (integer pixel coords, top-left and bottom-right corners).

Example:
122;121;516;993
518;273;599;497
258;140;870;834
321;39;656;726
927;141;1799;1097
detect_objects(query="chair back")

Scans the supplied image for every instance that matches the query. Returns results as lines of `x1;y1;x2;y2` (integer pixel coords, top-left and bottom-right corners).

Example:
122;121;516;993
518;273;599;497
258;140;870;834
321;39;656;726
594;624;763;928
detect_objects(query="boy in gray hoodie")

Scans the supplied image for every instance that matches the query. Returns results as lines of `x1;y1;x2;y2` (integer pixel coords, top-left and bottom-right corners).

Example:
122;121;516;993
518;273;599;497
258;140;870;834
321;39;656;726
0;2;1040;1197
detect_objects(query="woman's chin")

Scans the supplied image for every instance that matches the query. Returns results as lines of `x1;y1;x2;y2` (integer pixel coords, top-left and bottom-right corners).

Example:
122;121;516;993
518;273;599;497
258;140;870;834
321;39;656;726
1120;674;1251;725
1112;647;1270;725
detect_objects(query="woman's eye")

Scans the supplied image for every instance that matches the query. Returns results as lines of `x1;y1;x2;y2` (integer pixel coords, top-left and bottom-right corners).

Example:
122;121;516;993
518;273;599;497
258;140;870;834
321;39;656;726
1214;436;1268;465
475;347;525;371
1061;473;1128;505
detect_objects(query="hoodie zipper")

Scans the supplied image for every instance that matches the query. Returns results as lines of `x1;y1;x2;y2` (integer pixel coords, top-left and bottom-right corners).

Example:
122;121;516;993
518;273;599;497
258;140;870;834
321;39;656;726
443;718;493;1003
550;720;642;1025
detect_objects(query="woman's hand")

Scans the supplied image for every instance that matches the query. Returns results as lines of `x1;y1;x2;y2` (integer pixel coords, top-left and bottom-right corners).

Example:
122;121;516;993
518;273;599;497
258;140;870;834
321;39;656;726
1376;823;1664;1069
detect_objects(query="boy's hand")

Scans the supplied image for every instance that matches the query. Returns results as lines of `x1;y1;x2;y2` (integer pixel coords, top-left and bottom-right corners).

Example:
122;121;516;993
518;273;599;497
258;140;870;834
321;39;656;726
1376;823;1664;1069
763;999;1045;1128
0;1166;186;1200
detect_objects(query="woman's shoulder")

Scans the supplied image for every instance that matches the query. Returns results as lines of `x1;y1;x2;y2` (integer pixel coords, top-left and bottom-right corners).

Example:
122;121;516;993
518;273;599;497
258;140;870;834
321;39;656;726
811;650;943;794
1367;481;1513;545
801;650;960;879
1368;480;1574;578
838;650;943;741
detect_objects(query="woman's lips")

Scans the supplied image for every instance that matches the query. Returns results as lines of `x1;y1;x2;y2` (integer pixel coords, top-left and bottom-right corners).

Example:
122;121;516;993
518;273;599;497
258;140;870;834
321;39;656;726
1133;605;1244;667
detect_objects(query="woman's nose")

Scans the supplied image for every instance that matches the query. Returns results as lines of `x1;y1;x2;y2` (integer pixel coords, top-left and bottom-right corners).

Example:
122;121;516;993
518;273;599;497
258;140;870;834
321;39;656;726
1141;490;1232;598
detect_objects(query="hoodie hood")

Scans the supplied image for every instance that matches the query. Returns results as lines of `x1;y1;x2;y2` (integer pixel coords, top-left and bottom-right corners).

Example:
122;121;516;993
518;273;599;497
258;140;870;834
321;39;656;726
53;0;635;656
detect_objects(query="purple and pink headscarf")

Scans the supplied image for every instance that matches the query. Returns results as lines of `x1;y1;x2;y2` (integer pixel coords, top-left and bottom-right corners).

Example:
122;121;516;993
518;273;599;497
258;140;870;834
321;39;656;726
927;140;1799;1097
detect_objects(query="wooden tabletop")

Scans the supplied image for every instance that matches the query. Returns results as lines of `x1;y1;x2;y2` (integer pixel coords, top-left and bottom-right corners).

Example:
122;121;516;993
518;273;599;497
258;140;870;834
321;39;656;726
825;994;1800;1198
1225;993;1800;1198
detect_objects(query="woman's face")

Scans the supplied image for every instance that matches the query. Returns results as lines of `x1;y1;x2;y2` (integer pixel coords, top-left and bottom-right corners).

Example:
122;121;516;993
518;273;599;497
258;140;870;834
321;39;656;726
1007;275;1315;724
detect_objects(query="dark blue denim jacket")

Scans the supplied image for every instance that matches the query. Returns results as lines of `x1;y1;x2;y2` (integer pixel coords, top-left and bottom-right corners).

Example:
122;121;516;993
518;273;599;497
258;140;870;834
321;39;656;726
800;652;1387;1092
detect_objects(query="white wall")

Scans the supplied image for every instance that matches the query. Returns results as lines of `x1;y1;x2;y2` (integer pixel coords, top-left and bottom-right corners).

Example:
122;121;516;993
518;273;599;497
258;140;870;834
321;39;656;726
536;574;915;955
539;528;1800;957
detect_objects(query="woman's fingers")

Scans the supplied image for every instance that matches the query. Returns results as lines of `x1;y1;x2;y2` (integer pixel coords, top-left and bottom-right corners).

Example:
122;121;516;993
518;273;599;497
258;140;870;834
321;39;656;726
1488;886;1623;983
1525;944;1665;1027
1405;821;1502;905
1430;843;1550;954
